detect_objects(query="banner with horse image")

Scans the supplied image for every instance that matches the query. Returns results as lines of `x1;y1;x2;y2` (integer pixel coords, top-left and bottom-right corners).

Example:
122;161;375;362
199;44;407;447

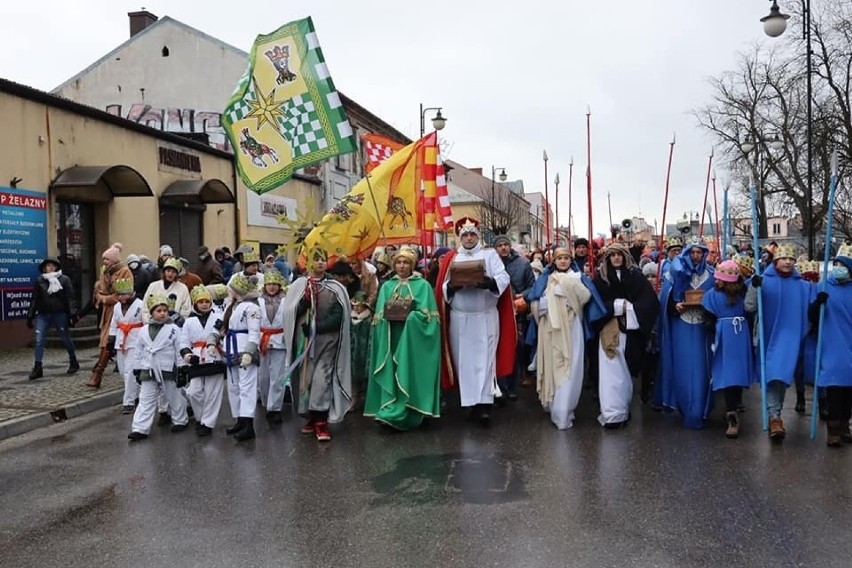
222;17;357;194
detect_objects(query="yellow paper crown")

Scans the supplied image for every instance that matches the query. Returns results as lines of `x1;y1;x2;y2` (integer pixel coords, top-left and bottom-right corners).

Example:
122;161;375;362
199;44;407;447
190;285;212;305
264;270;286;286
114;278;134;295
146;294;169;313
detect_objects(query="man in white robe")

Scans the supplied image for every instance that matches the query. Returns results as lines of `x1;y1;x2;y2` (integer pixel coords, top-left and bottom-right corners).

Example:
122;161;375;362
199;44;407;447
441;217;510;426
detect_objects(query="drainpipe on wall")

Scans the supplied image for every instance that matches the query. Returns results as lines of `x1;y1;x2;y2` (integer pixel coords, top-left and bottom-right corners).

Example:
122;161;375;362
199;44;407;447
232;162;241;247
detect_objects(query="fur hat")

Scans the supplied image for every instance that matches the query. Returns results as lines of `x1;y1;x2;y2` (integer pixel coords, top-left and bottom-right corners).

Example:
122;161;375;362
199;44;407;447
642;262;658;277
146;294;169;313
774;244;798;261
715;260;740;283
229;273;259;297
114;277;134;295
162;257;182;273
159;244;174;258
190;285;212;305
102;242;124;265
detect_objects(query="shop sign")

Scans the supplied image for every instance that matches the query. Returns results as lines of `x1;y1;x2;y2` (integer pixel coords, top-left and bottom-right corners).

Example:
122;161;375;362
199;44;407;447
0;187;47;321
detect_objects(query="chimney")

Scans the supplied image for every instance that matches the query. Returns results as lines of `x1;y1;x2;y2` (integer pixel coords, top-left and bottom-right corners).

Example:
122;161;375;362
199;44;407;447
128;10;158;37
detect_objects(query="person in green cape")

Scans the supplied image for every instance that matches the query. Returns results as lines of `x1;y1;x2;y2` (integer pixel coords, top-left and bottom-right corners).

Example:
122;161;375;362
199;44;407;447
364;247;441;430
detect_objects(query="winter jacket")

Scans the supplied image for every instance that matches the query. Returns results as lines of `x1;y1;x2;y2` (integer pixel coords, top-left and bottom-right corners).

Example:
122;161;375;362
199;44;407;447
273;255;293;282
131;265;153;299
501;250;536;296
28;273;74;319
197;256;224;285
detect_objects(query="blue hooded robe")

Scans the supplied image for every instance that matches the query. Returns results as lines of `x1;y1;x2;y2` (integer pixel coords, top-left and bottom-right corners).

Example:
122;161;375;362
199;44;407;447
757;264;814;386
656;242;715;428
814;261;852;387
701;287;754;390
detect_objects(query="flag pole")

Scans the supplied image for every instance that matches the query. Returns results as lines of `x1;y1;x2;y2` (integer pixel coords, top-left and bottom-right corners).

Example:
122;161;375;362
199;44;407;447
567;156;574;245
543;150;550;246
750;175;769;431
811;150;840;440
586;106;595;273
655;133;676;294
699;149;714;238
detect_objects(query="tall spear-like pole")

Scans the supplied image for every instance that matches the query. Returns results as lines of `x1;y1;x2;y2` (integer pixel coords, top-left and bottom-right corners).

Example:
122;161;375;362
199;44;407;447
555;172;561;246
811;150;840;440
655;133;676;293
567;156;574;244
543;150;550;246
711;169;722;257
699;149;714;237
586;106;595;273
750;175;769;432
722;179;731;256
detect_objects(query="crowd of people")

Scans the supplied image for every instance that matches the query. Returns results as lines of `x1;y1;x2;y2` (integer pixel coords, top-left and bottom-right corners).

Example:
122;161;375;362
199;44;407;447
24;218;852;447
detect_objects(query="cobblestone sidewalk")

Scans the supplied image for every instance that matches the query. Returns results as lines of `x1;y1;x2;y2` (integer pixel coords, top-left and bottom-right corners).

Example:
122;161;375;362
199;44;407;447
0;347;123;440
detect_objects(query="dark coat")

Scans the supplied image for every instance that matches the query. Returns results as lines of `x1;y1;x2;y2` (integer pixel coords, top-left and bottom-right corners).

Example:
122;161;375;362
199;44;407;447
28;273;74;319
197;256;224;285
500;250;536;296
131;265;153;299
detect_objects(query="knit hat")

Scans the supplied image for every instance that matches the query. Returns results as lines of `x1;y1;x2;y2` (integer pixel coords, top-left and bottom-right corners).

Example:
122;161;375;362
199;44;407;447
642;262;658;277
198;245;210;257
102;242;123;265
190;285;212;305
205;284;229;303
715;260;740;283
229;273;258;297
774;244;798;261
375;253;391;268
242;250;260;265
126;253;140;268
159;244;174;257
146;294;169;313
493;235;511;247
162;257;182;273
264;270;286;287
114;278;134;295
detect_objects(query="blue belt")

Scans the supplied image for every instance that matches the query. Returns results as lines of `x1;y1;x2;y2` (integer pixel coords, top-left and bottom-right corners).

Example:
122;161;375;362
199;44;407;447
225;329;248;367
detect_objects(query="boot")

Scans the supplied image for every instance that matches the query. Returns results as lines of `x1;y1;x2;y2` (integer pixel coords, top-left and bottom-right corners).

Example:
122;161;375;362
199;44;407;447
795;388;806;414
840;421;852;444
725;411;739;439
234;418;255;441
826;421;843;447
66;355;80;375
226;417;246;435
28;362;43;380
769;417;786;441
84;347;110;388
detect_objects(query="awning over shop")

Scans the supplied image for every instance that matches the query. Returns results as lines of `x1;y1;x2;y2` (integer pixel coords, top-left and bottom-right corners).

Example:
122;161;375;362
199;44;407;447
51;165;153;202
159;179;234;205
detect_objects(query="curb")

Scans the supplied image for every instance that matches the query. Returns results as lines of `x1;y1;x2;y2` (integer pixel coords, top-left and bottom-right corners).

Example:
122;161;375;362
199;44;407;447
0;389;123;442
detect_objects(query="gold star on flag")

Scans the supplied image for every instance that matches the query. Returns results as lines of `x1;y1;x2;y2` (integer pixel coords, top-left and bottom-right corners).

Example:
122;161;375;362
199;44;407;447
245;78;286;131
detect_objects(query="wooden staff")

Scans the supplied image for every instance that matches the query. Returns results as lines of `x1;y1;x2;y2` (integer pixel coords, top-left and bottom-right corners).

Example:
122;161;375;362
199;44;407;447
586;107;594;273
655;133;676;293
699;149;714;237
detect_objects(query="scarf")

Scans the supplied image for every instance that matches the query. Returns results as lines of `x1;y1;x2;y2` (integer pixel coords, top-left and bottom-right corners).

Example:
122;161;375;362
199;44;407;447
44;271;64;294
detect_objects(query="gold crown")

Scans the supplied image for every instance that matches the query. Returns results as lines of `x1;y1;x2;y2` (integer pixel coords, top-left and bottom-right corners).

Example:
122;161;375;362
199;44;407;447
114;278;134;295
163;257;183;272
229;273;257;296
146;294;169;313
665;236;683;250
190;285;212;304
774;244;798;261
837;244;852;259
264;270;286;286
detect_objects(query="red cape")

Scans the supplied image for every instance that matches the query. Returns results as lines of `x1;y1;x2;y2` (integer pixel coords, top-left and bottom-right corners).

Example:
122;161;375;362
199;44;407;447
434;249;517;390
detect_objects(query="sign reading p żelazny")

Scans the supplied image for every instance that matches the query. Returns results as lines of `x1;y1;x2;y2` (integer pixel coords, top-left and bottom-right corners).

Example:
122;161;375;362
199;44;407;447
0;187;47;321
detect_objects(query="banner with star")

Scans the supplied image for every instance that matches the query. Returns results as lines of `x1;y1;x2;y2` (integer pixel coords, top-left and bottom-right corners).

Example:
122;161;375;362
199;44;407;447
222;17;357;194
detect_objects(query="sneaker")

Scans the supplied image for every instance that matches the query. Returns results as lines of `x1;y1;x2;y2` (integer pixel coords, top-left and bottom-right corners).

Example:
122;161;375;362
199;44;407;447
170;423;189;433
315;421;332;442
127;431;148;441
300;420;316;435
121;405;135;414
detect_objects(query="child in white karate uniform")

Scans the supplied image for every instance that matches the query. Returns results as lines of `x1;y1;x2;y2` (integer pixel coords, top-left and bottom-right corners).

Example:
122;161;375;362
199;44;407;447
107;277;145;414
127;294;189;441
257;270;290;424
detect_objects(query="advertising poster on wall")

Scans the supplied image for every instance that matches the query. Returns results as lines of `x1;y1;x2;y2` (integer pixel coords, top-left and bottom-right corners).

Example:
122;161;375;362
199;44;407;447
0;187;47;321
245;191;297;229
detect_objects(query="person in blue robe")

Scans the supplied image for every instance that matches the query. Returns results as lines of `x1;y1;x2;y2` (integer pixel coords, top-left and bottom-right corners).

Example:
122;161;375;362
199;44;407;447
810;246;852;446
656;238;715;428
701;260;754;438
745;245;814;441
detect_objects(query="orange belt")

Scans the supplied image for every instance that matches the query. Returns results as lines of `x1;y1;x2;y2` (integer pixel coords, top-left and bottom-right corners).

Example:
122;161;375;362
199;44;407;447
117;321;144;353
259;327;284;355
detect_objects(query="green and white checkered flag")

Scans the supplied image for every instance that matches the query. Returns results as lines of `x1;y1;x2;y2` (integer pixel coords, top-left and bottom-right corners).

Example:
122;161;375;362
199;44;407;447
222;17;357;194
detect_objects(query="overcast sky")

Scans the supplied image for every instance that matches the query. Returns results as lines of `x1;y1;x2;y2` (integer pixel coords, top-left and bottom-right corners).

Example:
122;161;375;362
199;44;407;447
2;0;788;238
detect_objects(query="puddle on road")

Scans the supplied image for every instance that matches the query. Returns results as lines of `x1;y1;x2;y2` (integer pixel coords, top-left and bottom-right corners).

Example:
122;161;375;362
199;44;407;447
371;453;528;506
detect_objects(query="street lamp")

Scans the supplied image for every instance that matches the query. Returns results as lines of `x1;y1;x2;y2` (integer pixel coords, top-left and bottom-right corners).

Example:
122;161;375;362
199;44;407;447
760;0;814;258
491;166;508;241
419;104;447;137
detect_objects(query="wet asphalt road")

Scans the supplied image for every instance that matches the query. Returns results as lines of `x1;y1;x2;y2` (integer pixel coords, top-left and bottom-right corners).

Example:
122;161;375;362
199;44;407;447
1;386;852;568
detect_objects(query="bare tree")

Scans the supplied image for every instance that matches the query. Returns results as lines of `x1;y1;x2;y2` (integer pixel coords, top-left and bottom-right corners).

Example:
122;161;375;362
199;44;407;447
473;180;528;243
693;4;852;246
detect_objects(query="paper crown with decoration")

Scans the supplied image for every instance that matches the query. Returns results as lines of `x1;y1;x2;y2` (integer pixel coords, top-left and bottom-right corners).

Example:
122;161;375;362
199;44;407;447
665;236;683;250
774;244;798;261
733;253;755;275
836;244;852;261
190;285;212;305
205;284;229;302
113;278;134;295
162;257;183;272
146;294;170;313
242;250;260;265
263;270;286;287
229;272;258;297
799;260;821;282
455;216;481;237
